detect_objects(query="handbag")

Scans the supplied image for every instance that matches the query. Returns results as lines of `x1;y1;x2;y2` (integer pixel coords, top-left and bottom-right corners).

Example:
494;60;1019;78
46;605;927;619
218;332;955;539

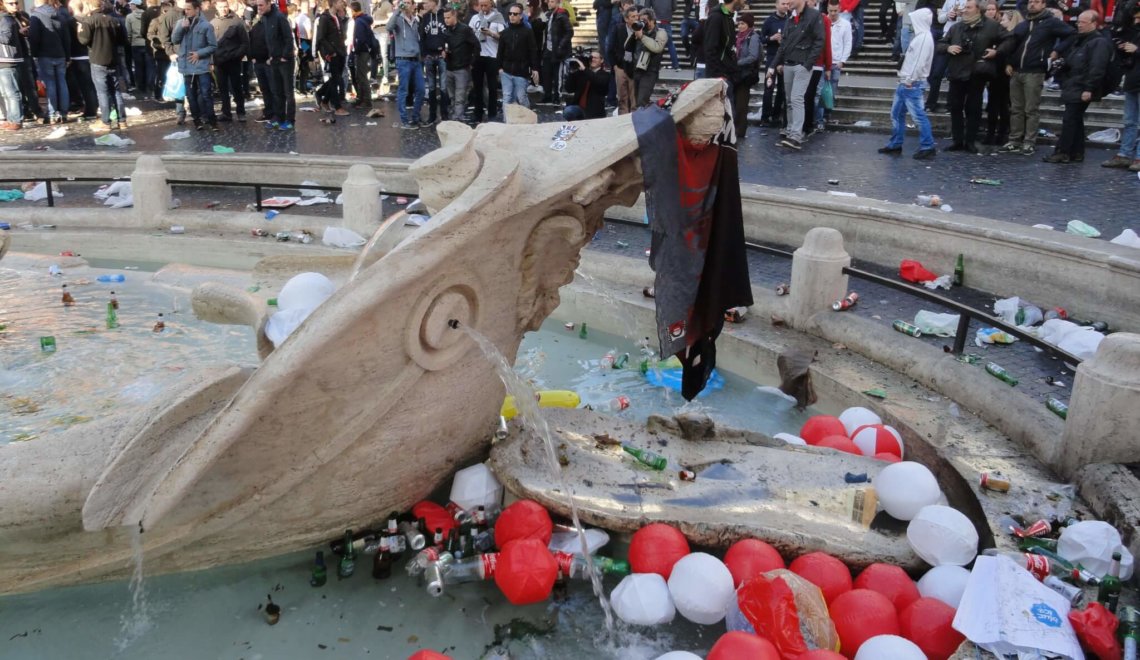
820;79;835;110
972;59;996;80
162;62;186;101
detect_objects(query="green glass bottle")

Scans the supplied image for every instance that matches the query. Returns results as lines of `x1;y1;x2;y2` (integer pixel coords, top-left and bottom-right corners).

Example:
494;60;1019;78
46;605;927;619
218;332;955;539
1046;397;1068;419
622;444;667;470
985;362;1019;386
1097;551;1122;614
310;550;327;587
613;353;630;369
953;253;964;286
578;323;588;339
106;300;119;329
1017;536;1058;553
337;529;356;579
595;556;632;577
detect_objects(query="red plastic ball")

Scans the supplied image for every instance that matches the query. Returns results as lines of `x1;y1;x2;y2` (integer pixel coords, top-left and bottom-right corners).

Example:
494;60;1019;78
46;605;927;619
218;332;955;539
794;652;847;660
853;563;920;613
815;435;863;456
829;589;901;658
407;651;452;660
800;416;847;445
707;631;782;660
628;523;690;579
789;552;853;604
494;538;558;605
724;539;786;587
899;597;964;660
412;501;455;537
874;452;902;463
493;500;553;548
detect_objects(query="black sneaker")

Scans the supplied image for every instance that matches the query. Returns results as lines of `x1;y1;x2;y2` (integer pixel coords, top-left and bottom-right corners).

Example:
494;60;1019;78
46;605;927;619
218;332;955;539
210;122;221;132
218;114;233;122
778;137;802;150
194;120;204;131
237;114;247;122
878;146;902;155
913;148;936;160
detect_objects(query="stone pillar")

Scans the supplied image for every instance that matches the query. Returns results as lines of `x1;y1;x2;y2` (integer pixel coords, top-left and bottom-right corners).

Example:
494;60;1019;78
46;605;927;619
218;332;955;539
130;155;172;228
340;164;383;238
1058;332;1140;478
788;227;850;328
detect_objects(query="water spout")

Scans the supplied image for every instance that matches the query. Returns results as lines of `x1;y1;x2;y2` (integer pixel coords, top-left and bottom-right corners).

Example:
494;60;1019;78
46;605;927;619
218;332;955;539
447;319;460;330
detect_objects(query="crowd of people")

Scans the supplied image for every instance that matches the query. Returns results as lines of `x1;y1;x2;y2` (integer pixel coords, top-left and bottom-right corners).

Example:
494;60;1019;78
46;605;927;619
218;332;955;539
0;0;1136;169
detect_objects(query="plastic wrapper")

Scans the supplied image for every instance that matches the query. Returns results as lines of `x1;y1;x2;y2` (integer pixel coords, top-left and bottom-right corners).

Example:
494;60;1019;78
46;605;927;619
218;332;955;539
738;569;840;658
1068;602;1122;660
914;311;960;337
976;327;1018;346
899;260;938;283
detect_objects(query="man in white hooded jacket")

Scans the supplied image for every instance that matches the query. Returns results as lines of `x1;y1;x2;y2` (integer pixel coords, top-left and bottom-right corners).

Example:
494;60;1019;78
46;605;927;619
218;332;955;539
878;6;936;159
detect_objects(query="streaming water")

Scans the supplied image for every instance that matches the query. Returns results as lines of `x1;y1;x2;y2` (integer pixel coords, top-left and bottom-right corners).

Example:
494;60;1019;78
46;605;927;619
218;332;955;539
114;526;153;651
453;322;616;633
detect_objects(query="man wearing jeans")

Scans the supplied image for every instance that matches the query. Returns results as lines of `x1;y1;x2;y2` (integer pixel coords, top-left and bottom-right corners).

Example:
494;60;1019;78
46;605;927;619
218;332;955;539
649;0;679;69
443;6;477;122
387;0;423;127
77;0;128;131
878;6;935;158
1102;0;1140;171
29;0;71;123
172;0;217;129
769;0;824;149
0;0;23;129
998;0;1072;155
496;3;538;108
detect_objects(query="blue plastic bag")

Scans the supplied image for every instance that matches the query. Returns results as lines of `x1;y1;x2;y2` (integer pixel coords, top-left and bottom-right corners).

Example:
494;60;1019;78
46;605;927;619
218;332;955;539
163;63;185;101
644;367;724;398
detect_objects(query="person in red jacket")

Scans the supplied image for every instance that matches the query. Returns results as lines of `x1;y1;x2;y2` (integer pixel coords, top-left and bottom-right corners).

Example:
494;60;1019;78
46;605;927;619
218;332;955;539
839;0;861;53
801;0;831;138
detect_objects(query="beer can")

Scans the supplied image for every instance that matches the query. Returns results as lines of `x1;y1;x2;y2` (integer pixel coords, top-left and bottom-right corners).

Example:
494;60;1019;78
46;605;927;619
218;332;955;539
564;322;575;331
274;232;291;242
170;225;185;234
832;292;859;311
892;320;923;337
251;228;269;237
979;472;1011;493
775;283;790;296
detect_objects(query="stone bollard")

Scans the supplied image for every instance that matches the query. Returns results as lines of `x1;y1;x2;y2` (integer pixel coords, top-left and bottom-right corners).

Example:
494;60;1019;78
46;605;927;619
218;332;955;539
340;164;383;238
130;155;172;227
1058;332;1140;479
788;227;850;328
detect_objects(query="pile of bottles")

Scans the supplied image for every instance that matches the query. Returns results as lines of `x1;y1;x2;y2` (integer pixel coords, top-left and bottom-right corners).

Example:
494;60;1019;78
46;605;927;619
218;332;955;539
314;504;630;600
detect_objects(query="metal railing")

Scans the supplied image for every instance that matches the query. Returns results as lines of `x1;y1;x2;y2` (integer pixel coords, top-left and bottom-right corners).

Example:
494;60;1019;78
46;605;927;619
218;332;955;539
605;217;1084;366
0;176;344;211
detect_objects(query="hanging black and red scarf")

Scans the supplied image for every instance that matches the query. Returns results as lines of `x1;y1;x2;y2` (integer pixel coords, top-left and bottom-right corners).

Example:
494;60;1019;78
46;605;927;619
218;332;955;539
632;90;753;400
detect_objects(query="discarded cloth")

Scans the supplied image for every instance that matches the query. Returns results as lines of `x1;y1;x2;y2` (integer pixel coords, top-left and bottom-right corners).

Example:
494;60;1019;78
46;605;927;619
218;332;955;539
0;189;23;202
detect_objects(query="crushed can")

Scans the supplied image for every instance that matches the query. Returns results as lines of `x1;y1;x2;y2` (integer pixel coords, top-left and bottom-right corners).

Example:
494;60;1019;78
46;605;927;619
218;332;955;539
775;283;790;296
979;472;1011;493
274;232;291;242
832;292;859;311
251;228;269;237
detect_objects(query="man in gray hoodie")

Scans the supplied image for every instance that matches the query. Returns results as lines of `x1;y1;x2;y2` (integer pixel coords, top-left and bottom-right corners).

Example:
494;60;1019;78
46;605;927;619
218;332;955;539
171;0;217;129
386;0;422;127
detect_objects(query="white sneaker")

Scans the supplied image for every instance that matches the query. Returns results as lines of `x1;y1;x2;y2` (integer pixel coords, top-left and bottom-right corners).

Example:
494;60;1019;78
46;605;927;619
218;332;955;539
527;84;542;94
746;111;763;121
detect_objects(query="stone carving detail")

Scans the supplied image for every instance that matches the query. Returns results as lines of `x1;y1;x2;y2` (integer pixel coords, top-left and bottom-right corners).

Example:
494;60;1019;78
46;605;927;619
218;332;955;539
517;211;588;332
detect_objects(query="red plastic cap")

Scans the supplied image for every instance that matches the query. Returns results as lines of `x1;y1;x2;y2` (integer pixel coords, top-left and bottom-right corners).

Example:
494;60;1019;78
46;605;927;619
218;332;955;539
853;563;920;613
829;589;901;658
789;552;853;605
707;631;782;660
724;539;786;588
899;597;964;660
629;523;691;579
493;500;553;548
494;538;558;605
800;416;847;445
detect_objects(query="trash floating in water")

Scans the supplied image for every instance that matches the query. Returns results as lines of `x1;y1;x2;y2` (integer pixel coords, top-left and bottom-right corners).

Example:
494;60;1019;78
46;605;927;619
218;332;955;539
969;178;1002;186
212;145;236;154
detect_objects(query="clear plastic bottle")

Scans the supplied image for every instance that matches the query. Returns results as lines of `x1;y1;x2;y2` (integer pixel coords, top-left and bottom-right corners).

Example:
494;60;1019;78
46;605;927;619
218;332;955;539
982;549;1099;585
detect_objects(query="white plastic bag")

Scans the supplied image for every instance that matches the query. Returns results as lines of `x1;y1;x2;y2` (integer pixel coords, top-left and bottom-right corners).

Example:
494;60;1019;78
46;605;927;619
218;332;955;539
1110;228;1140;248
993;297;1020;324
1056;327;1105;362
1066;220;1101;237
1038;319;1082;346
321;226;367;248
94;181;131;200
915;311;960;337
299;180;326;197
1087;127;1120;144
1057;520;1134;580
163;130;191;140
923;274;952;290
23;182;62;202
264;272;337;348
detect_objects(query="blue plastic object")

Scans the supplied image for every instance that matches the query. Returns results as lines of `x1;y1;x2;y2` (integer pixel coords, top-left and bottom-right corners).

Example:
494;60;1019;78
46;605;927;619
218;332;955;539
96;274;125;283
644;367;724;397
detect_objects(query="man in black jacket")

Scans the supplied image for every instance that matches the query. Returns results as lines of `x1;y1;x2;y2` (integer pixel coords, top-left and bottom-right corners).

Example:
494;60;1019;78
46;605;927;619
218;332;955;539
937;0;1001;152
538;0;570;103
496;2;538;108
1044;10;1110;162
606;5;638;113
76;0;126;130
704;0;741;82
768;0;824;149
419;0;448;123
563;48;609;118
314;0;347;113
998;0;1073;154
760;0;789;127
258;0;295;128
442;6;477;122
211;0;247;120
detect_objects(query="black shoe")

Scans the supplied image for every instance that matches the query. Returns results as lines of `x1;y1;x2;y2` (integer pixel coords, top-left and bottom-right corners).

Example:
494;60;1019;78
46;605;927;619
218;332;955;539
177;113;187;126
194;120;204;131
210;122;221;132
913;148;936;160
778;137;802;150
255;115;271;123
877;146;902;154
237;114;247;122
1042;153;1070;164
217;114;233;122
945;143;967;152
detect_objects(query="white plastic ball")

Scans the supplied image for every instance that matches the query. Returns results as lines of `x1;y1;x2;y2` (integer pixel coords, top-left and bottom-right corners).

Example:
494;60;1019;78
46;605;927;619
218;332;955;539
448;462;503;512
667;552;736;625
277;272;336;311
854;634;926;660
907;505;979;567
654;653;703;660
610;573;676;626
917;565;971;609
774;432;808;446
876;461;941;521
839;406;882;436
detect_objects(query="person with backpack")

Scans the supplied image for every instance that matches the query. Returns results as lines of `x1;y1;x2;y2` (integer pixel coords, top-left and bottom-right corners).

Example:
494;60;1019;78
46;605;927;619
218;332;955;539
732;12;761;136
538;0;571;104
1102;0;1140;170
1043;9;1111;162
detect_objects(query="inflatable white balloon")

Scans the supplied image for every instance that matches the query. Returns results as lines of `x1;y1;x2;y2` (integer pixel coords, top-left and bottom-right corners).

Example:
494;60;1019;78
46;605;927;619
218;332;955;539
854;635;926;660
876;461;941;521
611;573;676;626
907;505;979;566
667;552;736;625
917;565;971;609
654;653;703;660
773;432;808;447
839;406;882;436
448;462;503;512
